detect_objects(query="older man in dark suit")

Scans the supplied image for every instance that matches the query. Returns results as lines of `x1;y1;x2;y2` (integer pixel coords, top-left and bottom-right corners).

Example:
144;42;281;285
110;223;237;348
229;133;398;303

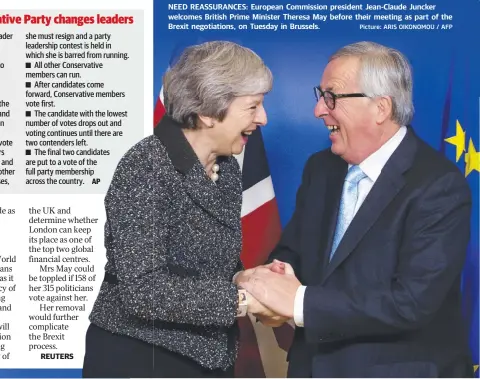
237;42;473;377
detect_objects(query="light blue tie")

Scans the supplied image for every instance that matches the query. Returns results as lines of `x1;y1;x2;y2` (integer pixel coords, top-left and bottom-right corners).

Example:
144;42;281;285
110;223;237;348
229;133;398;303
330;165;367;261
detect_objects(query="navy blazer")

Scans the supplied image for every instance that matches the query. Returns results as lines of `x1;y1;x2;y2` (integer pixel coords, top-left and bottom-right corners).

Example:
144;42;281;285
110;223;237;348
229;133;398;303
270;128;473;377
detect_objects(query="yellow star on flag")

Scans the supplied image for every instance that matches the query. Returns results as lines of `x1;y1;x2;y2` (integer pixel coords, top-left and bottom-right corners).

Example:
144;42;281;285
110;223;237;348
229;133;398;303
465;138;480;177
474;365;478;374
445;120;466;162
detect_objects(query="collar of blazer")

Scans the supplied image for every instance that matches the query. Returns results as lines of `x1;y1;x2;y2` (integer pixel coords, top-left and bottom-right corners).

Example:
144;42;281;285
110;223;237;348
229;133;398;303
153;114;242;231
154;114;198;175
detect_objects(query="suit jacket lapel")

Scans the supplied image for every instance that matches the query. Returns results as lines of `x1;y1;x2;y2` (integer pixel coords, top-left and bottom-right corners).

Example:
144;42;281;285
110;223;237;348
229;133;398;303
302;155;346;284
321;127;418;283
319;158;348;278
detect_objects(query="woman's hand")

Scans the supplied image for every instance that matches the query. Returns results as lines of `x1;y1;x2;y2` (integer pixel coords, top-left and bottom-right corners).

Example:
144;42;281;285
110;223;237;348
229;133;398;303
255;313;290;328
235;259;294;327
247;291;290;327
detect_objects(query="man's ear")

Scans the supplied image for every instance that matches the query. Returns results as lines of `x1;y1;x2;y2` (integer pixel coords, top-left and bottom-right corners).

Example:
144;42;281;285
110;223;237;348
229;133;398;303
375;96;393;124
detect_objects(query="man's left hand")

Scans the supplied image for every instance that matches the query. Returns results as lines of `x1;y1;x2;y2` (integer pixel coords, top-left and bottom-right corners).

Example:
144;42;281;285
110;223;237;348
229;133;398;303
240;268;301;319
233;260;288;286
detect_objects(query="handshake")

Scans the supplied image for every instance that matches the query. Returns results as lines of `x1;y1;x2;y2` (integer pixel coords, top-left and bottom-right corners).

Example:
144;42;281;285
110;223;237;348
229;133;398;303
234;259;302;328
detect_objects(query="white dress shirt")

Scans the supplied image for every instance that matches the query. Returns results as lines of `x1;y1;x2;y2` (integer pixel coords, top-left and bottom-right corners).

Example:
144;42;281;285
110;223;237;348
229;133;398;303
293;126;407;327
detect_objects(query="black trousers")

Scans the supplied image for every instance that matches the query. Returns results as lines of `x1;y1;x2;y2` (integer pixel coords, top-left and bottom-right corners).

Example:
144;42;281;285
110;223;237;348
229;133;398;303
82;323;234;378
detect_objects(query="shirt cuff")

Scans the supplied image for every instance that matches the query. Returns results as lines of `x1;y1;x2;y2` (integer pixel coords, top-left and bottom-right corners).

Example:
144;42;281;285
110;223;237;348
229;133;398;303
294;285;306;327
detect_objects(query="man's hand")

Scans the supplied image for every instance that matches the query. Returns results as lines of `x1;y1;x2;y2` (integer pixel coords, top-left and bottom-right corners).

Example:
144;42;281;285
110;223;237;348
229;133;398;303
234;260;296;325
268;259;295;275
241;267;301;318
234;259;292;286
234;267;256;286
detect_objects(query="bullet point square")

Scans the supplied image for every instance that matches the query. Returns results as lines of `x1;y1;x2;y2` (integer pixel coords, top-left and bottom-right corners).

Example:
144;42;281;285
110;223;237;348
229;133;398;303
26;150;31;156
26;111;31;117
26;62;31;68
26;82;31;88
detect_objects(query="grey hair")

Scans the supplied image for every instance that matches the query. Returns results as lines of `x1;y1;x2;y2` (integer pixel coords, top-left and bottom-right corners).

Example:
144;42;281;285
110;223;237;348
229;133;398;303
163;41;273;128
329;41;414;125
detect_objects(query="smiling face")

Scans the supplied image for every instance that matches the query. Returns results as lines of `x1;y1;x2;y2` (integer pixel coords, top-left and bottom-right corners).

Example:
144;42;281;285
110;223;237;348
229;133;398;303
314;56;386;164
211;94;267;156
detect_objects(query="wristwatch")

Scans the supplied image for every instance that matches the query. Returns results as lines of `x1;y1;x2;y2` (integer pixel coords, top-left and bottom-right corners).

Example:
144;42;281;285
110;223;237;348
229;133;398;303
236;288;248;317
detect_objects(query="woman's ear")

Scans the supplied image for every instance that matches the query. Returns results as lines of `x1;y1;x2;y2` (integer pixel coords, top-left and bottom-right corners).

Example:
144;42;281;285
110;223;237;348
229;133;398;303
197;115;215;128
